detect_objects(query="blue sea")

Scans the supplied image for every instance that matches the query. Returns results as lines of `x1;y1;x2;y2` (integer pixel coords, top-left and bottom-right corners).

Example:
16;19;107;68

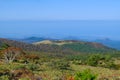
0;20;120;40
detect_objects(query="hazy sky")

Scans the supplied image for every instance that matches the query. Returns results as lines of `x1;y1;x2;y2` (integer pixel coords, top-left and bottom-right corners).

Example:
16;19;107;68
0;0;120;40
0;20;120;40
0;0;120;20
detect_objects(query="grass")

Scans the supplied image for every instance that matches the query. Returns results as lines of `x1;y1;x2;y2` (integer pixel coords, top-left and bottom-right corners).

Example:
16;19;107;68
71;64;120;79
1;59;120;80
0;50;120;80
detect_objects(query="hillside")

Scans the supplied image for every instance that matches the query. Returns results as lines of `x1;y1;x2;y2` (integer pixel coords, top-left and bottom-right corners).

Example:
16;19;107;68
0;38;64;53
33;40;117;53
0;38;117;54
0;38;120;80
11;36;120;50
95;39;120;50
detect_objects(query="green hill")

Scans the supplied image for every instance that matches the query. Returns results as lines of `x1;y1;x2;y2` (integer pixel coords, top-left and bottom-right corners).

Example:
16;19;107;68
33;40;116;53
0;38;117;54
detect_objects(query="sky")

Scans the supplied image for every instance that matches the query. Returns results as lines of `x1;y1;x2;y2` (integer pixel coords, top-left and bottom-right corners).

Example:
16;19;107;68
0;0;120;20
0;0;120;40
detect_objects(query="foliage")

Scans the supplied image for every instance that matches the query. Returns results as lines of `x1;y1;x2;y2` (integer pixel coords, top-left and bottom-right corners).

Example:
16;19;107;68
105;61;120;70
66;54;89;65
0;38;116;54
0;75;9;80
0;39;120;80
72;60;82;65
62;42;114;53
1;47;22;64
18;78;30;80
49;60;70;70
87;54;111;67
74;69;97;80
26;63;40;71
0;43;10;50
87;54;101;66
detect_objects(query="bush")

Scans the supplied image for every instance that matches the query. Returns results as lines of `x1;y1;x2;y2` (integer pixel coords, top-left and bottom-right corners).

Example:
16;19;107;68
0;75;9;80
105;61;119;70
26;63;40;71
72;60;82;65
87;54;112;67
87;54;101;66
49;60;70;70
74;69;97;80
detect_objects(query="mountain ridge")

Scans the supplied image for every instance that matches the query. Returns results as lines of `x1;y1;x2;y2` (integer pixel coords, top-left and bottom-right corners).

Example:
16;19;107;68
12;36;120;50
0;38;117;54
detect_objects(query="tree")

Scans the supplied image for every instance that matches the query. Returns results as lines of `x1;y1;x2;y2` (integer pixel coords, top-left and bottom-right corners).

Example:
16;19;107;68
2;47;22;64
0;43;10;50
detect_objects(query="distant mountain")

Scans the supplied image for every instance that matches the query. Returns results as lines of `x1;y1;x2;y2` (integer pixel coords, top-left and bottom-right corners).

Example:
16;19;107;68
13;37;48;43
63;36;80;40
11;36;97;43
22;37;47;43
95;39;120;50
8;36;120;50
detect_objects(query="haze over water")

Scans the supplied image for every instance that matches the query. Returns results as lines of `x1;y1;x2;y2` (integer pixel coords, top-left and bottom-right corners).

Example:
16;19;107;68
0;0;120;40
0;20;120;40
